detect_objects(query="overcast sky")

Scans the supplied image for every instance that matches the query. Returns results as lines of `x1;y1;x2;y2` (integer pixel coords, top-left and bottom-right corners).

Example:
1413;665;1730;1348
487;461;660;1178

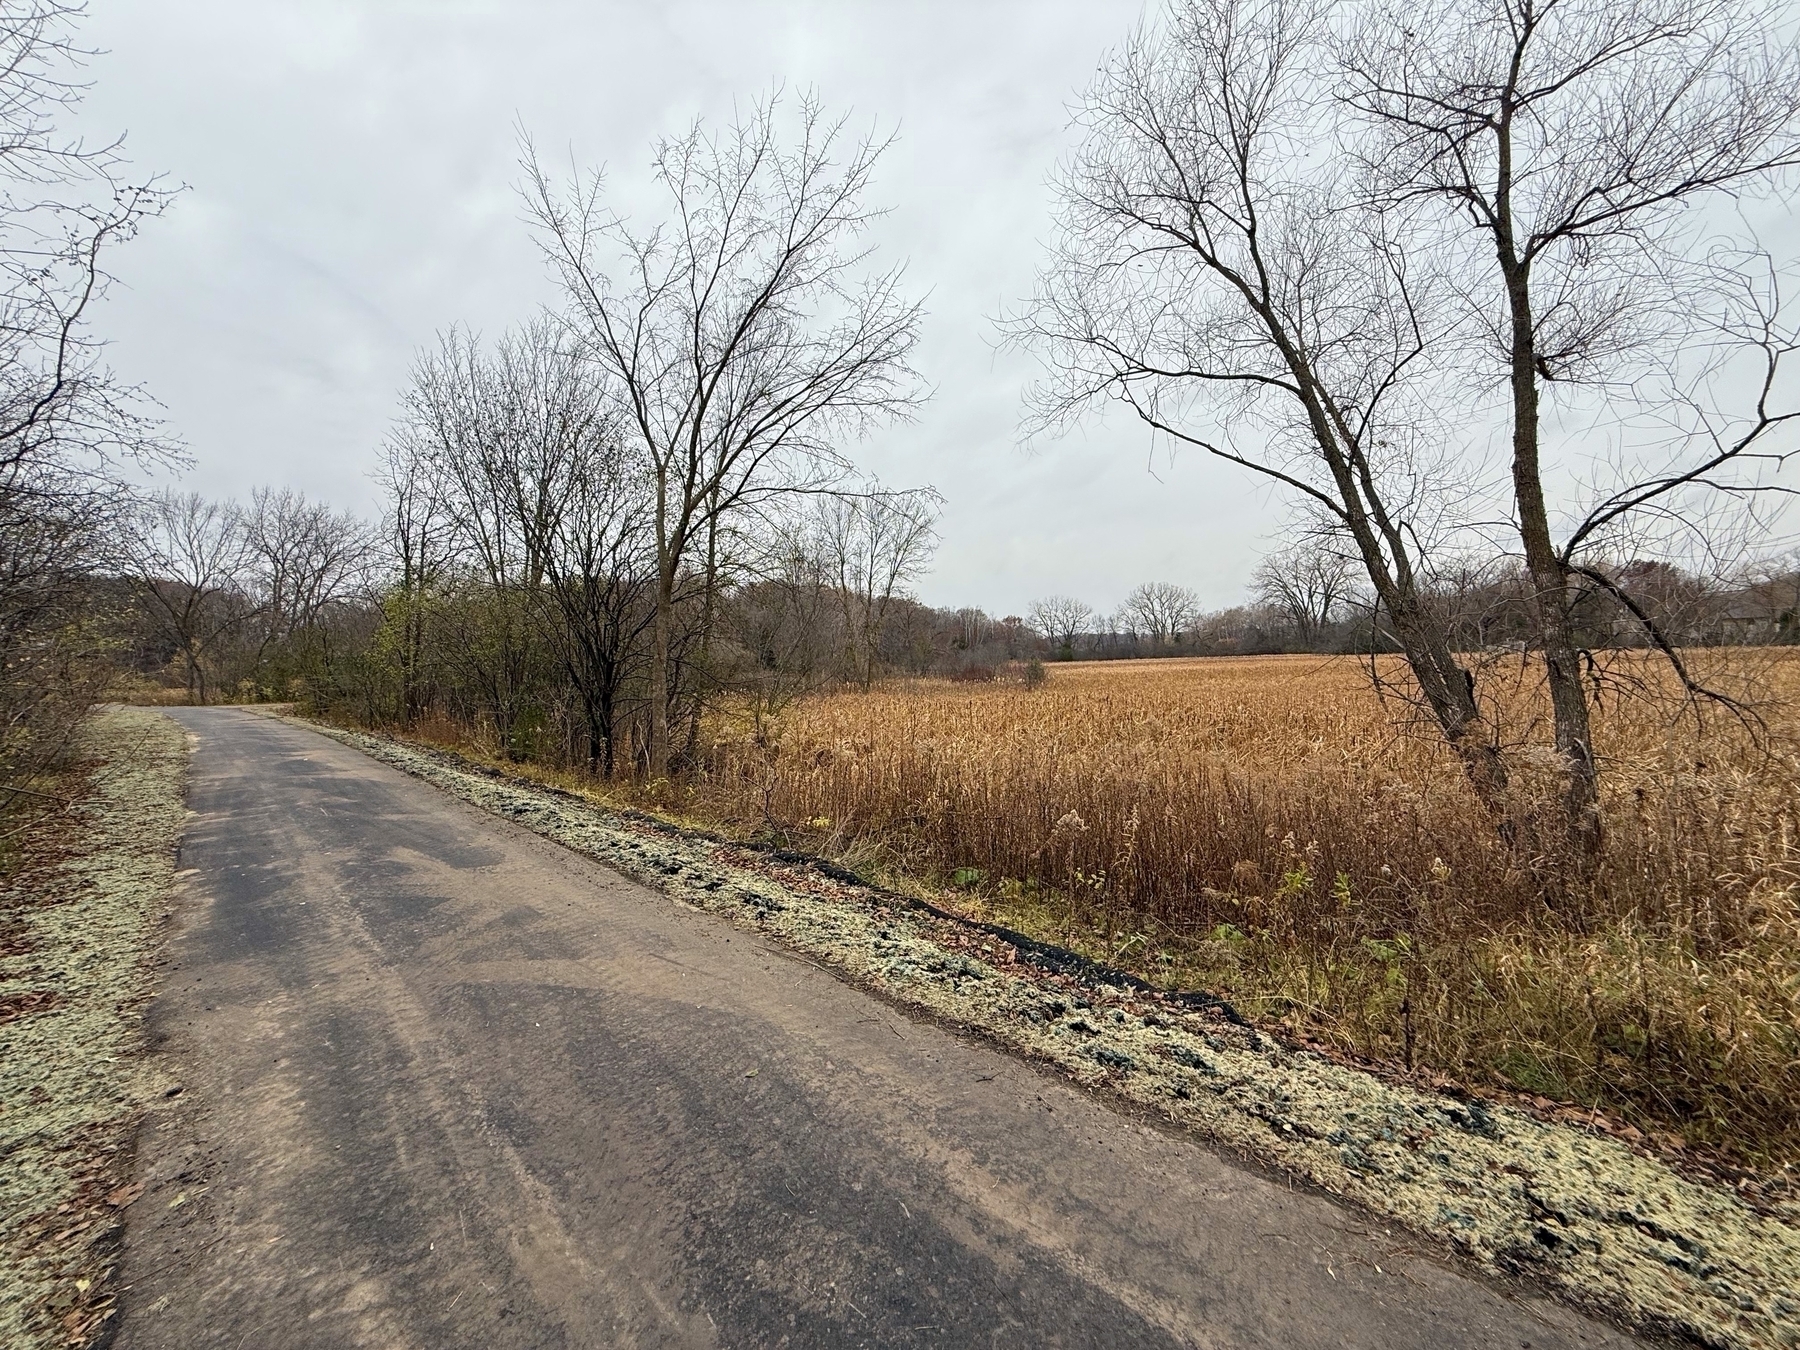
69;0;1308;616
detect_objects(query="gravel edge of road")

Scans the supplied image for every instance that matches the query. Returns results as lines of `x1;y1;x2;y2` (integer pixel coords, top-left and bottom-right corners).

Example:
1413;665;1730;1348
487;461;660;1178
308;718;1798;1350
0;709;188;1350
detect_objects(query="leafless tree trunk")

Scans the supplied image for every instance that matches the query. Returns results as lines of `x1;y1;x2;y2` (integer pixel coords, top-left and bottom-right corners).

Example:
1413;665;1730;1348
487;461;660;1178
122;491;255;704
815;484;941;690
524;92;927;777
498;326;657;779
1013;0;1513;812
1341;0;1800;849
376;429;456;725
1253;536;1356;646
1122;582;1201;648
1028;595;1095;657
398;327;553;754
386;320;663;774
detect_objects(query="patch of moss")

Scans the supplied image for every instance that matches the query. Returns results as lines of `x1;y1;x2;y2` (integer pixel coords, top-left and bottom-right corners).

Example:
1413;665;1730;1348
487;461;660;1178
0;710;187;1349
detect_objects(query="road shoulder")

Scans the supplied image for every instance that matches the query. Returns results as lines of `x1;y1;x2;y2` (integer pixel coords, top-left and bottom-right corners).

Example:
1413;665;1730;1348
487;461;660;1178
0;709;188;1350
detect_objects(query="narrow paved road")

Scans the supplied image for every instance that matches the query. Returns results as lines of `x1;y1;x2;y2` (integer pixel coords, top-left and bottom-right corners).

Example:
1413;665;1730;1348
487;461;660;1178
116;709;1642;1349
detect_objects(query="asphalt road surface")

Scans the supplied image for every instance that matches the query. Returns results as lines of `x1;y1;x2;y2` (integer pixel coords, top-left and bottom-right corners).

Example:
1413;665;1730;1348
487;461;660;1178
114;708;1645;1349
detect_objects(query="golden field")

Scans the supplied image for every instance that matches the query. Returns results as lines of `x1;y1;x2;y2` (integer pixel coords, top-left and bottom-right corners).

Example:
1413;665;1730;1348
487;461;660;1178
689;652;1800;1162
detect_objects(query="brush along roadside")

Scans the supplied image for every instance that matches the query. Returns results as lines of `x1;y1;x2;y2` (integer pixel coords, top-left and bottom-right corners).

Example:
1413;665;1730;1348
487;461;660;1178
0;709;189;1350
307;719;1800;1350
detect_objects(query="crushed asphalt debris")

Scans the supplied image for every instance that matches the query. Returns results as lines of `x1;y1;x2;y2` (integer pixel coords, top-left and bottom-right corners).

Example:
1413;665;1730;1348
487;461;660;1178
312;721;1800;1350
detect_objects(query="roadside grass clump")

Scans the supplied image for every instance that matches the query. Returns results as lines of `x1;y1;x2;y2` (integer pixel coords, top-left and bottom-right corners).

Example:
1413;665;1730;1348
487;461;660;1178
674;653;1800;1165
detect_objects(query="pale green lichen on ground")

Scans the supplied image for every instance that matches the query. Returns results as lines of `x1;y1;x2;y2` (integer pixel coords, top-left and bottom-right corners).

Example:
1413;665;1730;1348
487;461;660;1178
318;723;1800;1350
0;709;188;1349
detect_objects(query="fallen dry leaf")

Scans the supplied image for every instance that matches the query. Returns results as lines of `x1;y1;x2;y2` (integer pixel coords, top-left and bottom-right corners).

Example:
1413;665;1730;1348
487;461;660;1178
105;1182;144;1209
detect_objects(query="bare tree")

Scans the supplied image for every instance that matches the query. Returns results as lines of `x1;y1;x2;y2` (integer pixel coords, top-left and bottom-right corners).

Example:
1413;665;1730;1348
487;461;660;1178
122;491;254;704
396;328;542;752
524;92;928;776
485;323;658;777
1252;538;1356;645
1012;0;1528;816
393;322;659;764
245;487;375;678
814;483;941;690
948;606;992;655
1340;0;1800;846
1121;581;1201;647
375;427;456;725
0;2;174;792
1028;595;1096;656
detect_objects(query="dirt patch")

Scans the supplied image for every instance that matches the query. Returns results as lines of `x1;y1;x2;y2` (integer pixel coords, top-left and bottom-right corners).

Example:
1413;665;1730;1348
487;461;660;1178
0;709;188;1349
310;719;1800;1350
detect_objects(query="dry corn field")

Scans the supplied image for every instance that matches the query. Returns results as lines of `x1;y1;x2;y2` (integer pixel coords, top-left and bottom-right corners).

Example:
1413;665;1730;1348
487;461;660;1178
688;653;1800;1163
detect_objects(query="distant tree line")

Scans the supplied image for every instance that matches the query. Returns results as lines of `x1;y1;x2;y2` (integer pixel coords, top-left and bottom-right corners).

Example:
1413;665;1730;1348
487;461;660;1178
1027;552;1800;662
104;474;1800;751
107;474;954;778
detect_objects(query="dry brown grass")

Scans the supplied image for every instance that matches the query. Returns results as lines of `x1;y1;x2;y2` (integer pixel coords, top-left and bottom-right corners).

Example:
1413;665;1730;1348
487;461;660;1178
680;652;1800;1163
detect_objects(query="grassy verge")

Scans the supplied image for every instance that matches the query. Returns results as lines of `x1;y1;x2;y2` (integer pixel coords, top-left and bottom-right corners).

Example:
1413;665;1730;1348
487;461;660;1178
310;716;1800;1350
0;709;187;1349
941;882;1800;1173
